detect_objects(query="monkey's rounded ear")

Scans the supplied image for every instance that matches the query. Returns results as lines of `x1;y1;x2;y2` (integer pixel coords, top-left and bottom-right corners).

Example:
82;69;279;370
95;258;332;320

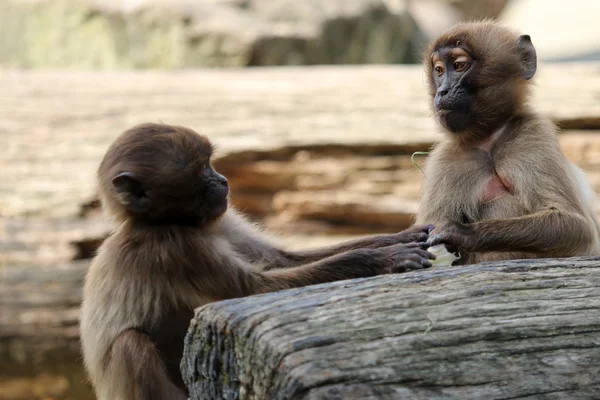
112;172;149;211
112;172;140;193
517;34;537;80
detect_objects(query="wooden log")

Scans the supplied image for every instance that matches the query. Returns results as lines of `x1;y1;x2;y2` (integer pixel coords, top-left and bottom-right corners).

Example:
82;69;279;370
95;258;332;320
0;261;94;399
2;64;600;219
182;257;600;399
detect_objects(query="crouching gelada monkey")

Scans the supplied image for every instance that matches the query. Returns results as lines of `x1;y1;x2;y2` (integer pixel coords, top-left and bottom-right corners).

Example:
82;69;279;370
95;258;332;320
415;21;600;265
80;123;436;400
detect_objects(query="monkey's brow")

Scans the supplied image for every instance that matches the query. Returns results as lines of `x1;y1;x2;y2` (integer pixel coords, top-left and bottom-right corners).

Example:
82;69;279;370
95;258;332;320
435;47;468;61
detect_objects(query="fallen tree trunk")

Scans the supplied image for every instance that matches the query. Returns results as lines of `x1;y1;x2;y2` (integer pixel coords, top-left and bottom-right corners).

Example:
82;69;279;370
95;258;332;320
182;257;600;399
0;261;94;399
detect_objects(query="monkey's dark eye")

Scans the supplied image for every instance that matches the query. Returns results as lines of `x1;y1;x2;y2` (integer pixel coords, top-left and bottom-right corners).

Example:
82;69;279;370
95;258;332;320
433;60;445;77
452;55;470;72
453;61;469;72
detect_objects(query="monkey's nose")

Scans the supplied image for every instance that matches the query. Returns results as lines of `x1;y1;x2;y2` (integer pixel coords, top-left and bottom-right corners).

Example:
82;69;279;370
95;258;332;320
218;176;228;187
437;88;450;97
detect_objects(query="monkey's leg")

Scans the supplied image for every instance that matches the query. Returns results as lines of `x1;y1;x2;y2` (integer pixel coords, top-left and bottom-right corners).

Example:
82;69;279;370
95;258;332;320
101;329;187;400
432;209;594;257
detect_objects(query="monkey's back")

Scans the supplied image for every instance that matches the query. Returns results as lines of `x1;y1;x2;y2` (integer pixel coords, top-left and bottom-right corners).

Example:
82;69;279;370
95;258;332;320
80;233;156;387
79;226;206;390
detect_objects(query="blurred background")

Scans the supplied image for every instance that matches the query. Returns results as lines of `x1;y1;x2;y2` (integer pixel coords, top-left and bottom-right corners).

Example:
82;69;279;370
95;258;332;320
1;0;599;399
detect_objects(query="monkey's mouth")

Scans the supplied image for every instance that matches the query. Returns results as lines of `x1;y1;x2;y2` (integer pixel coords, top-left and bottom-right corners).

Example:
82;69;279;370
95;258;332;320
208;189;229;217
434;101;468;114
435;108;470;133
213;200;228;215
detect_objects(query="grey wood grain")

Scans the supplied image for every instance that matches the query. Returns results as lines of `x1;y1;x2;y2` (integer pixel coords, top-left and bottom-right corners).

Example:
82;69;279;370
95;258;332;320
182;257;600;399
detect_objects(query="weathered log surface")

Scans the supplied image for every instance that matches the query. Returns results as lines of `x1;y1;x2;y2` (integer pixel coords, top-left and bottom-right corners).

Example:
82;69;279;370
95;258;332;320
183;257;600;400
2;64;600;218
2;65;600;270
0;261;93;399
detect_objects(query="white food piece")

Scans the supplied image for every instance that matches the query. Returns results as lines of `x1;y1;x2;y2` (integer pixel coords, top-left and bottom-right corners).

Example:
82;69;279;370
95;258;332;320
427;244;460;267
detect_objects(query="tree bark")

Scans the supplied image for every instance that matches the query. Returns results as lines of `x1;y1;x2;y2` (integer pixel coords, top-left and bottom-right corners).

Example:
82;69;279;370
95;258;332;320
182;257;600;400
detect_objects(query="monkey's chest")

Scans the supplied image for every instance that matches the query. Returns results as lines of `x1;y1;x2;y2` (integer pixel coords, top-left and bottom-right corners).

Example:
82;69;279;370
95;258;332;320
481;172;513;204
453;154;519;220
470;160;527;221
464;149;514;205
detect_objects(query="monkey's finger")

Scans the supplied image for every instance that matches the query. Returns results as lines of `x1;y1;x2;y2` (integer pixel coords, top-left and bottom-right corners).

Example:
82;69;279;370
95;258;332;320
415;249;436;260
410;232;429;243
398;260;431;271
403;224;427;232
412;241;432;248
426;234;451;247
390;242;413;249
416;224;435;233
403;255;433;268
410;254;434;267
401;224;434;235
396;231;429;243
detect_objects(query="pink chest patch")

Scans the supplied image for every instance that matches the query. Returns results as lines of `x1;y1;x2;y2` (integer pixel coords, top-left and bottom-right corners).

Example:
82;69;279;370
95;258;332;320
482;173;513;203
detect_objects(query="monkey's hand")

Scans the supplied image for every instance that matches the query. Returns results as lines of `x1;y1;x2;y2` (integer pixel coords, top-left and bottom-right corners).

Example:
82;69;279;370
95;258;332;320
427;221;476;252
370;242;436;274
392;224;435;244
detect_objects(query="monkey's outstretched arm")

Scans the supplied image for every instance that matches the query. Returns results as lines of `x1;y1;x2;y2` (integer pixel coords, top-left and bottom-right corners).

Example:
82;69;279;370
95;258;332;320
199;242;435;301
429;208;594;256
275;225;434;269
220;211;432;270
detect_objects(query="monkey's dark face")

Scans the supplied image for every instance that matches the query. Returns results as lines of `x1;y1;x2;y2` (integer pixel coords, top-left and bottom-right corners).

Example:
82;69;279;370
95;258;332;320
430;47;474;133
425;23;537;139
101;124;231;227
196;162;230;219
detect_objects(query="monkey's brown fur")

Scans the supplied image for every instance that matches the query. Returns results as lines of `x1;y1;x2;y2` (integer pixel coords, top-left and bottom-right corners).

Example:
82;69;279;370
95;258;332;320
81;123;435;400
416;21;600;264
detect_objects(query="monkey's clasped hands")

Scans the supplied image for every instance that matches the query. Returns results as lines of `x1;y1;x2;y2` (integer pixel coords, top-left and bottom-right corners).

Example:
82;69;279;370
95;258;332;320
373;242;437;272
370;224;437;272
427;221;476;253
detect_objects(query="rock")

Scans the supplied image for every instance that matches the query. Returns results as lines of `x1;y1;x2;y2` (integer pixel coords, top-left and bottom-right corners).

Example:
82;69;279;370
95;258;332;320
0;0;189;69
444;0;509;20
407;0;462;40
241;0;427;65
183;256;600;399
559;131;600;172
0;217;112;267
272;190;419;231
500;0;600;62
1;65;600;269
1;0;426;68
408;0;510;41
3;64;598;220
